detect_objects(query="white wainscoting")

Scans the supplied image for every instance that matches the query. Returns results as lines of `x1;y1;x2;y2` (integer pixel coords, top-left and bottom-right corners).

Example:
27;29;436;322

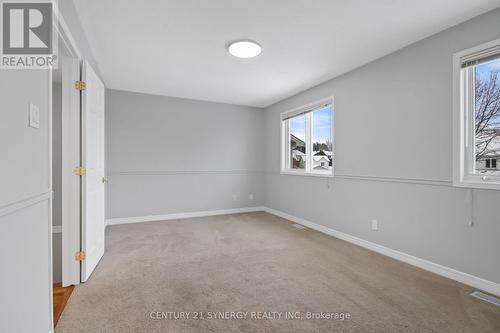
0;190;52;218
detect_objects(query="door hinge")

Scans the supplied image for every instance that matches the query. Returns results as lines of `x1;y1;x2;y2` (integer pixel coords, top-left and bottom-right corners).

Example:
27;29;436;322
74;251;86;261
74;166;86;176
75;80;86;91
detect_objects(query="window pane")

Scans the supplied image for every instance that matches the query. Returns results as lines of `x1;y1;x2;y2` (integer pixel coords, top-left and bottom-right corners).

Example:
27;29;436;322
312;106;332;172
289;114;306;169
474;58;500;174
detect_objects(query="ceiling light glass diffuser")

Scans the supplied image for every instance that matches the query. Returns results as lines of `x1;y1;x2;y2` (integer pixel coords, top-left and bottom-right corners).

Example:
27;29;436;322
227;40;262;58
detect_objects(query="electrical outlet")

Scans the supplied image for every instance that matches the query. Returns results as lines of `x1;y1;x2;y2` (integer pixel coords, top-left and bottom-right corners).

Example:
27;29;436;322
249;194;254;201
371;219;378;231
232;194;238;201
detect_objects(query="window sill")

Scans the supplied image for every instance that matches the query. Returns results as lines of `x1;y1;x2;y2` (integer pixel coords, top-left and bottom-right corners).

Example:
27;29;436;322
280;170;334;178
453;176;500;190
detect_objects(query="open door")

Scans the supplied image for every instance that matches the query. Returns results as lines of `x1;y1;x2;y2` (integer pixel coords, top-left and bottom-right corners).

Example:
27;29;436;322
61;55;83;287
81;61;106;282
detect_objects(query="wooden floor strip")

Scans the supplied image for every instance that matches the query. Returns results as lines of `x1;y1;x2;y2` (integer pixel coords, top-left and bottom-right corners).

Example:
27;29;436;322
53;283;75;327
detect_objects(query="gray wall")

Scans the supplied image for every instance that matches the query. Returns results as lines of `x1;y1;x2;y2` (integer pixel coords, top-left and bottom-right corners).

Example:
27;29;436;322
52;82;62;283
59;0;102;79
106;90;265;218
263;8;500;285
0;69;52;332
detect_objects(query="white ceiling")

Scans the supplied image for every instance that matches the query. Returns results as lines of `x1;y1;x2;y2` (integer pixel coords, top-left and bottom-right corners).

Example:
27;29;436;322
74;0;500;107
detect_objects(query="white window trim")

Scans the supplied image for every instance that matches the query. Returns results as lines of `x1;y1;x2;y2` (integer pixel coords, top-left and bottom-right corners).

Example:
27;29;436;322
453;38;500;190
280;96;334;178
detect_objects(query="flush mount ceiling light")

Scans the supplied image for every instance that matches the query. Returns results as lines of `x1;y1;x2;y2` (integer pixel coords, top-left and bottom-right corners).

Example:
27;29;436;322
227;40;262;58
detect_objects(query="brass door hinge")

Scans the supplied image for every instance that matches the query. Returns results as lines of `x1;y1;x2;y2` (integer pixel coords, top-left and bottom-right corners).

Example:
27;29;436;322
74;166;86;176
74;251;86;261
75;80;86;91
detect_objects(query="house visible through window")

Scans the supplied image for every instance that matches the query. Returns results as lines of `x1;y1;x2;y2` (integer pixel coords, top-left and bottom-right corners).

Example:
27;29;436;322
281;99;333;176
454;41;500;188
484;158;497;169
289;115;306;169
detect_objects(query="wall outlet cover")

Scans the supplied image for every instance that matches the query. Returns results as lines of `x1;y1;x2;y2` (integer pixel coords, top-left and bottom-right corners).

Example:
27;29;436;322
371;219;378;231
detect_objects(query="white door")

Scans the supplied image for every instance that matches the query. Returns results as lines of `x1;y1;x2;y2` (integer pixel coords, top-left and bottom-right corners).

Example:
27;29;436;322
81;61;106;282
61;56;82;286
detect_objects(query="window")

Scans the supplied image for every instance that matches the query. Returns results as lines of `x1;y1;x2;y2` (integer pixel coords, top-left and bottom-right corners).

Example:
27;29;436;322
484;158;497;169
454;40;500;189
281;98;333;176
289;114;306;169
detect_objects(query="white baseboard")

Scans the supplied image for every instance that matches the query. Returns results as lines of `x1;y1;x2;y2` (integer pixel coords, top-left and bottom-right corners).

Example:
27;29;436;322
263;207;500;297
106;206;265;226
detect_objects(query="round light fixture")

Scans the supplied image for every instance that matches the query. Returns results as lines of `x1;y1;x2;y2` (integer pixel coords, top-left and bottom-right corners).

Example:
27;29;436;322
227;40;262;58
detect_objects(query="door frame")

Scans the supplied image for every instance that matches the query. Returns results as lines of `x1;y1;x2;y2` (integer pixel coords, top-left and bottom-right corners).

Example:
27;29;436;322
52;7;83;287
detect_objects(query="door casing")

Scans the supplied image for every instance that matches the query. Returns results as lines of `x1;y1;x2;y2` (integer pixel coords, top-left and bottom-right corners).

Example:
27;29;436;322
54;10;82;288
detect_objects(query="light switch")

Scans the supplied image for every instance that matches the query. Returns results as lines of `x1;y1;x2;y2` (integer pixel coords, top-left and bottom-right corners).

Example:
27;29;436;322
29;103;40;129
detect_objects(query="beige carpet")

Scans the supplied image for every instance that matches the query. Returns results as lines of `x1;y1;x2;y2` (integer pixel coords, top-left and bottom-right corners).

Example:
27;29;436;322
56;212;500;332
